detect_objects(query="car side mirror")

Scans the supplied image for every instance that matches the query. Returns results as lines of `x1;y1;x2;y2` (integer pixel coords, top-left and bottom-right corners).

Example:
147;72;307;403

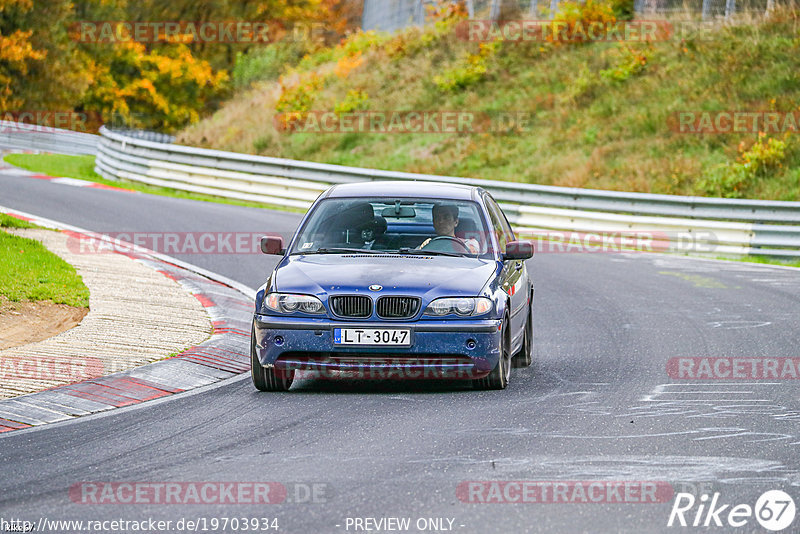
261;236;285;255
503;240;533;261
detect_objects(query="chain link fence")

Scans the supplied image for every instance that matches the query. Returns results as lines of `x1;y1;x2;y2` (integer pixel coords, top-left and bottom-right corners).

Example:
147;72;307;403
362;0;777;31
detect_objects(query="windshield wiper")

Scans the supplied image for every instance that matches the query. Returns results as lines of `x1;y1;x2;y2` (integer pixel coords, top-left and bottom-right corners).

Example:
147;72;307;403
402;249;465;258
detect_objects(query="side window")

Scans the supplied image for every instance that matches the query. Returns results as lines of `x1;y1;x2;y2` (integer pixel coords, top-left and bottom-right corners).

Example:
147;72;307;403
498;207;515;243
485;196;513;253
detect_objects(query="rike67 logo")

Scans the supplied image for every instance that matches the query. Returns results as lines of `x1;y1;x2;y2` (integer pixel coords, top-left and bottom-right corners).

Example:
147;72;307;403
668;490;796;531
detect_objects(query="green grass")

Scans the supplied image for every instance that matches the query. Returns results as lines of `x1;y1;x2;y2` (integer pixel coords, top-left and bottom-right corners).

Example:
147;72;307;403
178;7;800;201
0;228;90;308
4;153;99;182
716;254;800;268
0;213;37;229
2;153;305;214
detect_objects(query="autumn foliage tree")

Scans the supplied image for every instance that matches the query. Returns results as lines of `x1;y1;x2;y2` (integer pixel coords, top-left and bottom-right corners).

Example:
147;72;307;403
81;41;228;132
0;0;45;109
1;0;361;131
0;0;90;112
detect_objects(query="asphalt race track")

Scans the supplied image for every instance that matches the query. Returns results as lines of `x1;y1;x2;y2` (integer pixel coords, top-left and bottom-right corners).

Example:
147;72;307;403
2;172;800;533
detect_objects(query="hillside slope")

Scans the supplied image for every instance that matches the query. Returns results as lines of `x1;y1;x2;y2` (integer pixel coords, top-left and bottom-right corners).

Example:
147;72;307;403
178;5;800;200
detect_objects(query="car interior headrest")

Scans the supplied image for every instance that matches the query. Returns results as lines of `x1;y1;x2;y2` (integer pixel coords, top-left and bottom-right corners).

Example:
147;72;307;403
332;203;375;230
372;215;387;237
455;218;479;237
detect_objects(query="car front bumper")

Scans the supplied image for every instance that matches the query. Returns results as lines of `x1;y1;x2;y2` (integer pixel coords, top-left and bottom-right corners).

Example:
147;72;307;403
253;314;503;379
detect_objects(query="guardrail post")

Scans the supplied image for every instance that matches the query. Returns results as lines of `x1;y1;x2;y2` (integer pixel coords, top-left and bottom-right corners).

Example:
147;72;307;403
725;0;735;18
490;0;502;20
414;0;425;25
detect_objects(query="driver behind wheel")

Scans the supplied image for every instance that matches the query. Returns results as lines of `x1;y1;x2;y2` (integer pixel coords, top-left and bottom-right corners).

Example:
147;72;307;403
419;204;479;254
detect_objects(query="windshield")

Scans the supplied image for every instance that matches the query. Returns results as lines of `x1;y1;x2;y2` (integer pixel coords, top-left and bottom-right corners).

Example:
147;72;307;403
289;197;494;258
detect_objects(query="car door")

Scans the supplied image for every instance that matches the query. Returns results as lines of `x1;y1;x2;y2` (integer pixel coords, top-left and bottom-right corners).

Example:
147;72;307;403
484;194;529;348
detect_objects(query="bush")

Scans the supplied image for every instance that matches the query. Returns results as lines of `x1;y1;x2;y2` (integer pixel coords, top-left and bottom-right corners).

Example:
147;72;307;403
610;0;635;21
297;30;392;73
600;45;649;82
274;74;325;129
699;134;788;197
232;41;309;89
434;41;500;92
334;90;369;115
550;0;617;44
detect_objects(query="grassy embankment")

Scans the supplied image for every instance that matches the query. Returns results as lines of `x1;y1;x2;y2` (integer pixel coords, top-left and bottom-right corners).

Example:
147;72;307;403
4;5;799;267
0;214;89;308
179;6;800;201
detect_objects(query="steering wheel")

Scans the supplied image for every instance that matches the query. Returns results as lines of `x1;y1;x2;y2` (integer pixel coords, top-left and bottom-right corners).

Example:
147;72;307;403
421;236;470;253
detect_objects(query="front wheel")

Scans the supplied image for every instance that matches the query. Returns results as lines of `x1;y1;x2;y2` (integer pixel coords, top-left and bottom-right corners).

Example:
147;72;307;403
251;327;294;392
474;317;510;390
512;305;533;368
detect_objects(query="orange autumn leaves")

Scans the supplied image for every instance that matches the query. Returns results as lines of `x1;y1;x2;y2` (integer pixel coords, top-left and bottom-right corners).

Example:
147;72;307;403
0;0;357;132
0;0;46;109
82;41;228;131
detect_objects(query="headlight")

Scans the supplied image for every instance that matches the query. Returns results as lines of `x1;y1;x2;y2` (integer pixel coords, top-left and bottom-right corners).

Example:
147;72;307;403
263;293;325;315
423;297;493;317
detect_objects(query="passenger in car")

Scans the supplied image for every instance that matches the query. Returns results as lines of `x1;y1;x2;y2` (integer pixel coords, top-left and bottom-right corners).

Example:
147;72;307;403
326;203;379;247
365;216;388;249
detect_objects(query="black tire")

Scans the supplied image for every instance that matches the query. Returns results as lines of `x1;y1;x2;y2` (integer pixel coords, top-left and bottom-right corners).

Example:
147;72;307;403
512;305;533;368
251;327;294;392
474;316;511;390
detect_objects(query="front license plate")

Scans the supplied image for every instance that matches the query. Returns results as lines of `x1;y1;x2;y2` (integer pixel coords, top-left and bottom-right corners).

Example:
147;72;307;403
333;328;411;346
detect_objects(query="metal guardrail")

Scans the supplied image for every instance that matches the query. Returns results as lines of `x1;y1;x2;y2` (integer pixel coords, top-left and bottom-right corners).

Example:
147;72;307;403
95;127;800;258
107;129;175;144
0;120;98;156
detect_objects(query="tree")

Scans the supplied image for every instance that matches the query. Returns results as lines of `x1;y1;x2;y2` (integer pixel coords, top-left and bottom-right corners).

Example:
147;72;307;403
1;0;363;130
81;40;228;132
0;0;86;111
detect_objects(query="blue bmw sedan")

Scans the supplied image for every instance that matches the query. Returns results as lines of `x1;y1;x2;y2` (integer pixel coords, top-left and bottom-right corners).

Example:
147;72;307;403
251;181;533;391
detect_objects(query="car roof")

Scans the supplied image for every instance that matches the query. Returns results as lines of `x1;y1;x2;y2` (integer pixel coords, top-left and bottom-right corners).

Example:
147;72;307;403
324;181;482;201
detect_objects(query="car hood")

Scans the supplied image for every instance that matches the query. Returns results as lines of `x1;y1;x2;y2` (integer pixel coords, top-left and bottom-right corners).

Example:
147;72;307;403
275;254;498;298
